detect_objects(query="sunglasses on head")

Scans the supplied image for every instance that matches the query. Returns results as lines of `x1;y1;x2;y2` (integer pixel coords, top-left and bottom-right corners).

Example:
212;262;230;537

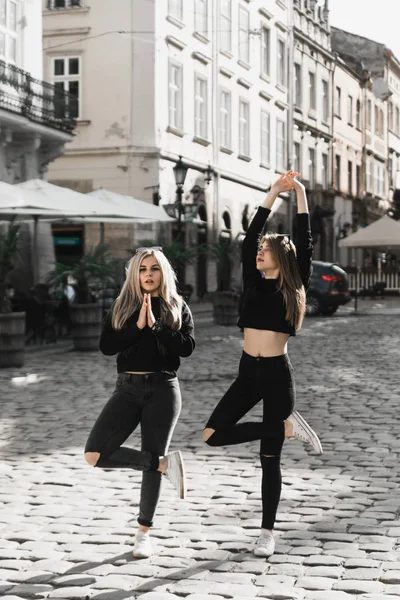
275;233;291;242
135;246;163;253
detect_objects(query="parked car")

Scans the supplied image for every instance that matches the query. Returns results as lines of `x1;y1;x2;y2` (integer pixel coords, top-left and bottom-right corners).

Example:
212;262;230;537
306;261;351;316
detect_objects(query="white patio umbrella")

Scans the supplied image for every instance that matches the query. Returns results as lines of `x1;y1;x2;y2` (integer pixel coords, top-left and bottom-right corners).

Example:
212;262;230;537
338;215;400;249
87;188;175;222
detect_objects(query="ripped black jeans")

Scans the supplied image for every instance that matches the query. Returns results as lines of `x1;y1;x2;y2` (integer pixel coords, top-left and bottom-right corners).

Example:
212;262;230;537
205;351;295;530
85;372;181;528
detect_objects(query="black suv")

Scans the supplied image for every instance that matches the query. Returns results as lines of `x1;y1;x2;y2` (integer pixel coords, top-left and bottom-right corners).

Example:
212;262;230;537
306;261;351;316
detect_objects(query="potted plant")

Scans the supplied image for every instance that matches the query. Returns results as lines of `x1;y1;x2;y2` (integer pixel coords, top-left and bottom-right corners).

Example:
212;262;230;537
0;218;26;368
210;234;241;325
48;244;117;351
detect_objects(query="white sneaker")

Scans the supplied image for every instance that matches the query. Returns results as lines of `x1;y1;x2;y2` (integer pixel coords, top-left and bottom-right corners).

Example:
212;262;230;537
164;450;186;499
287;411;323;455
254;529;275;557
132;531;152;558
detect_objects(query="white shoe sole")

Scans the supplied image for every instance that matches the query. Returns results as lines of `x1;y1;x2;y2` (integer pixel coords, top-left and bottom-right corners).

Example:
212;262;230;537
167;450;186;500
290;411;323;455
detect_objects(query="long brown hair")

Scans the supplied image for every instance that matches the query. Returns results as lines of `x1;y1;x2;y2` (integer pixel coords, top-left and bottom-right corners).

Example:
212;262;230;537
260;233;306;330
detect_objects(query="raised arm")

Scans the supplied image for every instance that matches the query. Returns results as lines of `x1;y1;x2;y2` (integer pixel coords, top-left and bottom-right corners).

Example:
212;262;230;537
242;173;300;288
287;174;313;289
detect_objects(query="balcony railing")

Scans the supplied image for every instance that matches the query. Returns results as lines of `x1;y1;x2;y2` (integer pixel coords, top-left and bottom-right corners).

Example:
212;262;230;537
0;60;76;134
47;0;82;9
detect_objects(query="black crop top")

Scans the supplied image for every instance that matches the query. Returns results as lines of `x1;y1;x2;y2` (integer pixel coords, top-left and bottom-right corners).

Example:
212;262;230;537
237;206;313;337
99;296;195;374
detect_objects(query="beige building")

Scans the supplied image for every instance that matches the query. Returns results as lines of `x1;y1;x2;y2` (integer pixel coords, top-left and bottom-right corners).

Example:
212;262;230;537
43;0;296;298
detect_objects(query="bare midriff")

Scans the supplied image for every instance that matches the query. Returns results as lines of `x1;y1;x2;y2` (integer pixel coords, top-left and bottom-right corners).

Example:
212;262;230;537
125;371;154;374
243;328;289;358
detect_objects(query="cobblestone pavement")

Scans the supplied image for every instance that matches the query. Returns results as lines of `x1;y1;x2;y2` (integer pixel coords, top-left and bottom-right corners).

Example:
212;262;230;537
0;310;400;600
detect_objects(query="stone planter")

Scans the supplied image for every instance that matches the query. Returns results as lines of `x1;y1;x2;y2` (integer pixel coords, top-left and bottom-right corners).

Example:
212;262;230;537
0;311;26;368
212;291;240;326
70;303;102;351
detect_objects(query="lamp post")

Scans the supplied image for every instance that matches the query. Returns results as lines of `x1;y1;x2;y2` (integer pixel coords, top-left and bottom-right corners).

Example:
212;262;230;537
173;156;188;242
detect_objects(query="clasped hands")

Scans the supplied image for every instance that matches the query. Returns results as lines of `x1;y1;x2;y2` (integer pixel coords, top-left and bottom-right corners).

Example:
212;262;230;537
272;170;305;195
137;293;156;329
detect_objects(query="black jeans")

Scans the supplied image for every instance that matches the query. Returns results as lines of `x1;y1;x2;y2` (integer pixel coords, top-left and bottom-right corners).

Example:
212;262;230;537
85;372;181;528
205;351;295;530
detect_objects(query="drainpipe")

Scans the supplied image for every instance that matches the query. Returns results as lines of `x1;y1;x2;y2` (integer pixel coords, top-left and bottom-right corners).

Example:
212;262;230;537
211;0;220;243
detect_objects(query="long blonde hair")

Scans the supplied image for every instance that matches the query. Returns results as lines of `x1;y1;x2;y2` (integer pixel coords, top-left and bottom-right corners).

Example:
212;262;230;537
111;249;183;330
260;233;306;330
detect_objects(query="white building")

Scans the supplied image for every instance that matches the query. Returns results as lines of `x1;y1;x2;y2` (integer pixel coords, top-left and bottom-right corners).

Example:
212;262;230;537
0;0;73;183
43;0;295;298
0;0;74;290
292;0;335;261
332;57;363;266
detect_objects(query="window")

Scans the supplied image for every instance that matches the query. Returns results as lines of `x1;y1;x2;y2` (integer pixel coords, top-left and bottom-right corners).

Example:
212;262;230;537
322;153;328;188
239;99;250;156
308;148;315;188
309;72;316;110
261;27;270;76
322;80;329;121
374;104;379;134
239;7;249;63
388;155;394;188
335;155;341;190
356;99;361;129
294;64;302;107
396;106;400;136
348;95;353;125
294;142;301;173
365;158;371;192
168;61;183;130
277;39;286;87
348;160;353;196
356;164;361;196
335;86;341;116
366;99;372;130
220;89;231;149
194;0;208;36
276;119;286;171
194;75;207;139
260;110;270;165
53;56;80;119
377;163;384;197
47;0;81;8
168;0;183;20
220;0;231;52
389;101;393;131
0;0;18;63
374;105;384;135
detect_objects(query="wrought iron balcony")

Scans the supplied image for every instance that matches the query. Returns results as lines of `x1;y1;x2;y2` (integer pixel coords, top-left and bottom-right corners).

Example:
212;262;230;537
47;0;82;8
0;60;76;134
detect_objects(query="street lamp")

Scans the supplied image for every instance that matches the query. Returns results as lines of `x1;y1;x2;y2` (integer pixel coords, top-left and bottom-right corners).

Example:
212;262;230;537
173;156;188;240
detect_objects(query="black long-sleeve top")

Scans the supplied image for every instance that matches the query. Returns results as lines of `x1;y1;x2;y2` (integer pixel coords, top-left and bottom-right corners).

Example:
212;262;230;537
237;206;313;336
99;296;195;374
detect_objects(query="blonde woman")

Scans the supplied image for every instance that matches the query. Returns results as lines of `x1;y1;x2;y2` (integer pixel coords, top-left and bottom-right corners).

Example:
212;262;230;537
203;172;322;558
84;248;195;559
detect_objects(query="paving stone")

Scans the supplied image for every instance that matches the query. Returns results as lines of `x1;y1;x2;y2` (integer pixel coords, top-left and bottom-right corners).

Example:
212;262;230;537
47;587;93;599
332;580;385;594
295;577;335;590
